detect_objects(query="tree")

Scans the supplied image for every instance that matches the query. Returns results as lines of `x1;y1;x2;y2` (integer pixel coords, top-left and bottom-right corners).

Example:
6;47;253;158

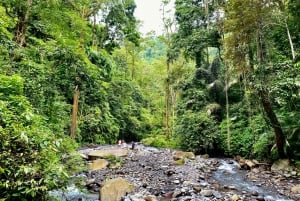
173;0;222;68
223;0;287;158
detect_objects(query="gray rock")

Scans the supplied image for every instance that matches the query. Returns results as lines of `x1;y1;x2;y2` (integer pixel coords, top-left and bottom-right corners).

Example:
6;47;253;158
200;189;213;197
271;159;291;172
212;190;222;199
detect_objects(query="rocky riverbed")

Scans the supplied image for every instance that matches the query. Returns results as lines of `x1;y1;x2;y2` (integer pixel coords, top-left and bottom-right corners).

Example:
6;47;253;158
54;144;300;201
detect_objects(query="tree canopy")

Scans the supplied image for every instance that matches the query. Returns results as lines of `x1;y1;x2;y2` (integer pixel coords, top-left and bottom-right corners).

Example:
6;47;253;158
0;0;299;199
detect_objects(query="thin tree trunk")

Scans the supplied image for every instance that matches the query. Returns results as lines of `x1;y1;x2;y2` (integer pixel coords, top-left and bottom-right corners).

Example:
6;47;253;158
225;64;231;151
131;50;135;80
70;86;79;139
284;19;295;60
258;89;286;158
165;61;171;136
14;0;32;46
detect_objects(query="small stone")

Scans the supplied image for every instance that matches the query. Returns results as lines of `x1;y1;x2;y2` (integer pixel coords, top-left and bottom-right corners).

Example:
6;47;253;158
165;169;176;176
173;180;180;184
193;185;201;192
172;189;182;198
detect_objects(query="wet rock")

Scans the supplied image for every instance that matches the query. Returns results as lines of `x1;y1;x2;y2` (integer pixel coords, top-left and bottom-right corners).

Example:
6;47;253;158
100;177;134;201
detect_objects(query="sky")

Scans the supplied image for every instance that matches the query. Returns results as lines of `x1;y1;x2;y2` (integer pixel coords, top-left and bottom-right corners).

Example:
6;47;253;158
134;0;175;36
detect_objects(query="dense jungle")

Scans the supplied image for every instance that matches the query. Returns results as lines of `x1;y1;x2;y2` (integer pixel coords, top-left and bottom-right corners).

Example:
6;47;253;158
0;0;299;200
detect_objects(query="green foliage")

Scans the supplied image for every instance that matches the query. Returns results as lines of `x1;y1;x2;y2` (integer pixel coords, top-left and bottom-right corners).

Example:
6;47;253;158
108;80;151;142
174;0;221;67
0;74;23;96
253;132;275;160
141;135;177;148
175;111;219;154
219;117;254;157
0;75;83;200
78;106;119;144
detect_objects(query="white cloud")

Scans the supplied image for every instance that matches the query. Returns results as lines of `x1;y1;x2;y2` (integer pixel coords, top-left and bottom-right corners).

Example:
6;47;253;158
134;0;174;35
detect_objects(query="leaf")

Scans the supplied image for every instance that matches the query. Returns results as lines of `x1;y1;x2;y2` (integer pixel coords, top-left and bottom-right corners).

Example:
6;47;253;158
0;166;4;174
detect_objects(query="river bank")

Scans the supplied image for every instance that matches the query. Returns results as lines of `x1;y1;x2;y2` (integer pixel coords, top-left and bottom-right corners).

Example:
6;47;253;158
51;144;300;201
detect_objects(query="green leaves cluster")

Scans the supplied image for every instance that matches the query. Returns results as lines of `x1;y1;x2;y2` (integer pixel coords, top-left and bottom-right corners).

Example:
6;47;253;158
0;75;82;200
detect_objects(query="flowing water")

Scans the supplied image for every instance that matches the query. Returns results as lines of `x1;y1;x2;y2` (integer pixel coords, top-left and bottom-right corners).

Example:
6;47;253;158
213;159;295;201
48;183;99;201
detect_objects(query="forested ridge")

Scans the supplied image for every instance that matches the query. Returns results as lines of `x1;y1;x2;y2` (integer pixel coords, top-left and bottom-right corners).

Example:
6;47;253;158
0;0;299;200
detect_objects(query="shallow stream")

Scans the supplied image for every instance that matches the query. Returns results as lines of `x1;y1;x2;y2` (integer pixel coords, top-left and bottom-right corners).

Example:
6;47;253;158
213;159;295;201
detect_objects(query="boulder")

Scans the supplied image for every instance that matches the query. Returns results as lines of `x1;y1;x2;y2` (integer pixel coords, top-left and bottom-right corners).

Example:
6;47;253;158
87;159;109;171
291;184;300;194
271;159;291;172
173;151;195;161
200;189;213;197
229;194;240;201
88;148;128;160
245;159;256;169
238;158;257;169
100;177;134;201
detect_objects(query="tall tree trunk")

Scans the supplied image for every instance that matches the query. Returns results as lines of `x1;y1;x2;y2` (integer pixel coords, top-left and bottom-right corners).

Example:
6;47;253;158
131;50;135;80
225;65;231;151
14;0;32;46
284;19;296;60
165;61;171;136
256;15;286;158
258;89;286;158
70;86;79;139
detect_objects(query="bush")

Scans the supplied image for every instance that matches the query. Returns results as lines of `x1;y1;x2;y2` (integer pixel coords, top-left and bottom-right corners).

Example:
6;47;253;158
252;132;276;160
0;75;83;200
141;134;177;148
219;119;255;157
174;111;219;154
